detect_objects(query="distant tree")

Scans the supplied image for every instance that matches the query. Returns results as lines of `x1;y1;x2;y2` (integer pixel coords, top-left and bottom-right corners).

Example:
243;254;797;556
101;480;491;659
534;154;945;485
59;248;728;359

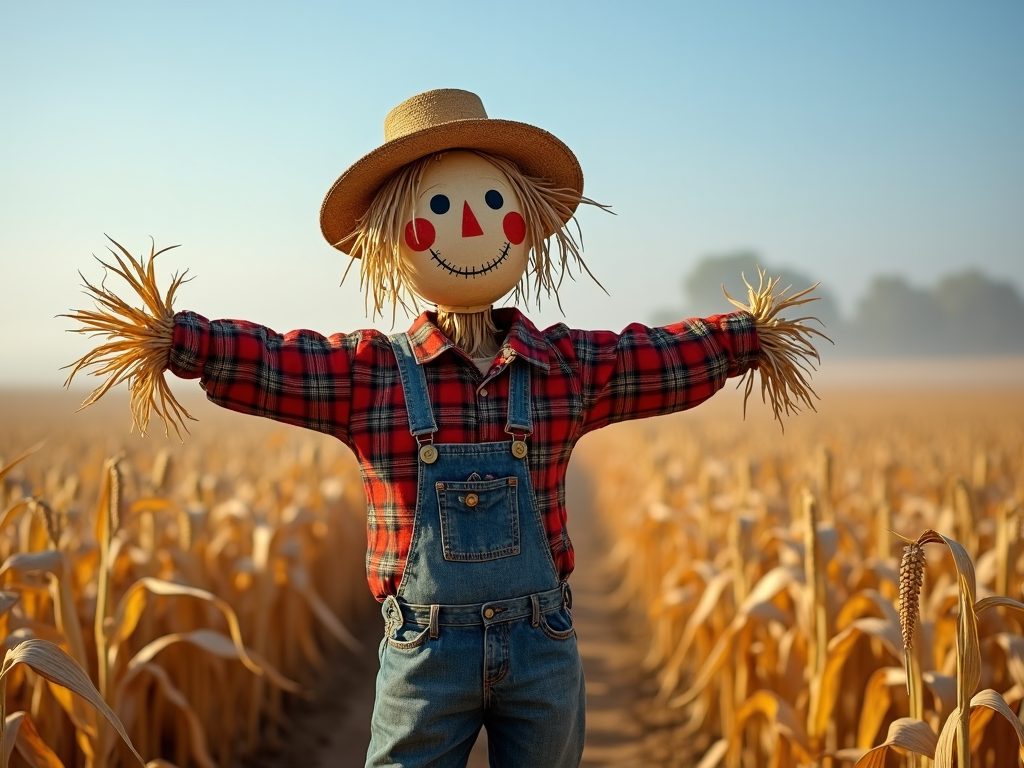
932;270;1024;353
847;275;948;356
678;251;843;338
682;251;763;318
847;270;1024;356
654;252;1024;358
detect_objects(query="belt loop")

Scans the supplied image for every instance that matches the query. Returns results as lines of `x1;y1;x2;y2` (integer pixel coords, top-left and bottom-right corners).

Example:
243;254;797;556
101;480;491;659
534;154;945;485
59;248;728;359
382;594;399;620
382;595;399;637
531;594;540;627
561;582;573;610
429;604;440;640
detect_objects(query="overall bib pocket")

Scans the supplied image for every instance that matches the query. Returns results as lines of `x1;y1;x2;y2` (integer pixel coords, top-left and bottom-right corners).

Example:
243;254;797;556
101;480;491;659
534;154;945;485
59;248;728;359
435;476;520;562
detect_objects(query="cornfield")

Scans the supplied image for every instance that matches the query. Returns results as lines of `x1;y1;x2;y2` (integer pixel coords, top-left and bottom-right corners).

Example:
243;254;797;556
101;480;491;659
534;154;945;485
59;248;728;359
0;392;370;767
2;382;1022;767
576;389;1024;767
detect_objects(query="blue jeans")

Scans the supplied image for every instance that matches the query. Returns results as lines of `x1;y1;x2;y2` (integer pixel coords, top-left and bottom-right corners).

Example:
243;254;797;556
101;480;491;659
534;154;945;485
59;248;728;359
367;592;585;767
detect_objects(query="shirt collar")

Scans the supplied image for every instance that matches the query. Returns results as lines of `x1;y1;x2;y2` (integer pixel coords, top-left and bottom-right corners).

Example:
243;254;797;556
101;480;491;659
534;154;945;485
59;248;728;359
405;308;551;372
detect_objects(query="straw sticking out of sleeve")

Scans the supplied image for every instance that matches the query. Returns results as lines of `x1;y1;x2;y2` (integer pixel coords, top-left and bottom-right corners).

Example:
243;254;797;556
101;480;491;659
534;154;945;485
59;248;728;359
724;268;832;431
61;237;194;439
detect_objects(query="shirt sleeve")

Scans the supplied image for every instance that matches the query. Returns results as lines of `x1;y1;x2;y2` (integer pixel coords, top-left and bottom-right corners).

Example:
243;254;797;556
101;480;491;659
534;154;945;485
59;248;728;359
168;310;358;442
571;310;760;434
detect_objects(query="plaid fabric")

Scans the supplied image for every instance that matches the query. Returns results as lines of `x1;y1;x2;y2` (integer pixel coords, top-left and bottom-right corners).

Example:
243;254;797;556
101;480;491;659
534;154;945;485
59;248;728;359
170;307;760;601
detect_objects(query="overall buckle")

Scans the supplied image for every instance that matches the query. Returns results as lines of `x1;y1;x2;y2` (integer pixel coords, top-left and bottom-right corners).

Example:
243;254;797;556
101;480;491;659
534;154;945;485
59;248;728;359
416;433;438;464
508;431;529;459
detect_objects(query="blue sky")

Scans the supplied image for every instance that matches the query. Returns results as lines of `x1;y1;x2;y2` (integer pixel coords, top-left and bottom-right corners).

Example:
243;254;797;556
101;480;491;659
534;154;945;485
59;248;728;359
1;1;1021;385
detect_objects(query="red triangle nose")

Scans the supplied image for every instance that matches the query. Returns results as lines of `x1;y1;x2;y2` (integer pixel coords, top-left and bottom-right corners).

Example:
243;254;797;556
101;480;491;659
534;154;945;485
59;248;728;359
462;201;484;237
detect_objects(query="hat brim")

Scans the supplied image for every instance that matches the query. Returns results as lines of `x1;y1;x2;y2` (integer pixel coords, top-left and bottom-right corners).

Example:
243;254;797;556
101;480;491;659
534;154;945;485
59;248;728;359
319;118;584;255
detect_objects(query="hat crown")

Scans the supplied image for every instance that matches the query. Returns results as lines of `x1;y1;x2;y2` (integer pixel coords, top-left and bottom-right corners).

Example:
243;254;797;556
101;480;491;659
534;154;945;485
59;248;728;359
383;89;488;142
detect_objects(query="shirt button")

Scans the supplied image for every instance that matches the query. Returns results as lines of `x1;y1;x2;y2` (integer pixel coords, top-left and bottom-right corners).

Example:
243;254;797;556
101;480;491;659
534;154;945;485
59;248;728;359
479;388;488;397
483;607;495;619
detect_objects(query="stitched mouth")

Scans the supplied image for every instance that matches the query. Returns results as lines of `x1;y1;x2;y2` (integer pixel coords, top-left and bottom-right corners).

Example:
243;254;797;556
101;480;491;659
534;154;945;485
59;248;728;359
429;241;511;278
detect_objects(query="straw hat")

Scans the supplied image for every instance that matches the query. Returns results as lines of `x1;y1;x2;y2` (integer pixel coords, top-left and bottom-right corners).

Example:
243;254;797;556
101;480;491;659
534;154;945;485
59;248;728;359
319;88;584;255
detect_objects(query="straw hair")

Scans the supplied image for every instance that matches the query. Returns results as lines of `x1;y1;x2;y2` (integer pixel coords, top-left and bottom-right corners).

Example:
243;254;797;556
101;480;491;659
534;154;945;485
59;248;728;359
320;88;586;253
723;267;831;430
344;149;609;329
437;309;501;359
61;237;194;439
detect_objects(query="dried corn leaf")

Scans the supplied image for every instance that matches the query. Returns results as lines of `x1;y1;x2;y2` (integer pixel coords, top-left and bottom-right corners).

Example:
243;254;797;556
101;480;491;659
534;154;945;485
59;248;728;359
669;566;799;708
3;625;67;650
848;717;938;767
0;639;144;765
835;589;901;632
0;551;64;580
856;667;906;749
123;629;302;694
108;577;263;675
694;738;728;768
0;551;89;672
732;689;812;761
775;524;839;568
4;711;66;768
922;670;958;721
976;594;1024;619
657;569;734;701
811;617;904;740
287;564;362;653
127;498;178;516
129;663;217;768
0;444;43;485
918;529;981;762
991;633;1024;692
934;688;1024;767
0;593;19;620
0;500;34;541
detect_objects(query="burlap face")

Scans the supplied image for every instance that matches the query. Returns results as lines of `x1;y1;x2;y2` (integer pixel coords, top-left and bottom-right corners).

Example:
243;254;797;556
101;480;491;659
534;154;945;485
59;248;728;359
399;151;529;309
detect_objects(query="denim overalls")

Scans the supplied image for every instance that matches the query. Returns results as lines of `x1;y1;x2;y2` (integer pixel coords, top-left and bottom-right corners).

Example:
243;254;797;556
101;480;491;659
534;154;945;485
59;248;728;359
365;334;585;768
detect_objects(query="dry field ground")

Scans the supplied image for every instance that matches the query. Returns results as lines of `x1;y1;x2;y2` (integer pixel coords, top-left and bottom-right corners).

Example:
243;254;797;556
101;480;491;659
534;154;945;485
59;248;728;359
0;356;1022;767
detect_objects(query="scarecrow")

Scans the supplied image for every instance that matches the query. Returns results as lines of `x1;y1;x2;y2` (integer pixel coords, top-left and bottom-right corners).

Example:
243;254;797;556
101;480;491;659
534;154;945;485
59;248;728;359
66;89;825;768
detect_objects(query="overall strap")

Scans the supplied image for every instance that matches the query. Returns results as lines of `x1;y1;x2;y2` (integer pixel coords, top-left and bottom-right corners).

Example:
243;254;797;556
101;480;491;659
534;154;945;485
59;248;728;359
505;360;533;436
389;333;438;439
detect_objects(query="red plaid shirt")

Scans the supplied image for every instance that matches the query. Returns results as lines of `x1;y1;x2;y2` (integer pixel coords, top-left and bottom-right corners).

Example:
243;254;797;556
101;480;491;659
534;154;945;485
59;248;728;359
170;307;760;601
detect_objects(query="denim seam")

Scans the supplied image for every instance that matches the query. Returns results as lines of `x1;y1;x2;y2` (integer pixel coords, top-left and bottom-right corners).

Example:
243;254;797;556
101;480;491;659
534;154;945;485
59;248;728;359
385;624;431;650
396;454;427;600
483;624;511;704
539;611;576;642
519;464;560;578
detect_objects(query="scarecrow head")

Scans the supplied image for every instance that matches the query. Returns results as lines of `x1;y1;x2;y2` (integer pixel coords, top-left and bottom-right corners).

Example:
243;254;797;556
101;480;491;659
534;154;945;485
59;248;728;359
319;89;604;354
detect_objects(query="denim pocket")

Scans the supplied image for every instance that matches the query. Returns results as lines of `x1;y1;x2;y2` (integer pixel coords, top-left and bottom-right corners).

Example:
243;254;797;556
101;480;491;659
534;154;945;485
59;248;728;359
386;621;431;650
539;606;576;641
435;477;520;562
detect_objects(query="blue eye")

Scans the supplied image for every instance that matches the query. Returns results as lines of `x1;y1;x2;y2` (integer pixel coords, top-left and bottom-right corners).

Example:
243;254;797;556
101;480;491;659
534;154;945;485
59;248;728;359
485;190;503;210
430;194;450;215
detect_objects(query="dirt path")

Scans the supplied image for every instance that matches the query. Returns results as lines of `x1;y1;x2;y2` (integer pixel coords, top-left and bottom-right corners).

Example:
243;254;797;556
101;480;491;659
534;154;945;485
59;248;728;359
254;458;658;767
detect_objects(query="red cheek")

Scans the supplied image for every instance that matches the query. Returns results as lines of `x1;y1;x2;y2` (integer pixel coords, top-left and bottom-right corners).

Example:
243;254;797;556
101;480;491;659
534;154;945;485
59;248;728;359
503;212;526;246
404;218;436;252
